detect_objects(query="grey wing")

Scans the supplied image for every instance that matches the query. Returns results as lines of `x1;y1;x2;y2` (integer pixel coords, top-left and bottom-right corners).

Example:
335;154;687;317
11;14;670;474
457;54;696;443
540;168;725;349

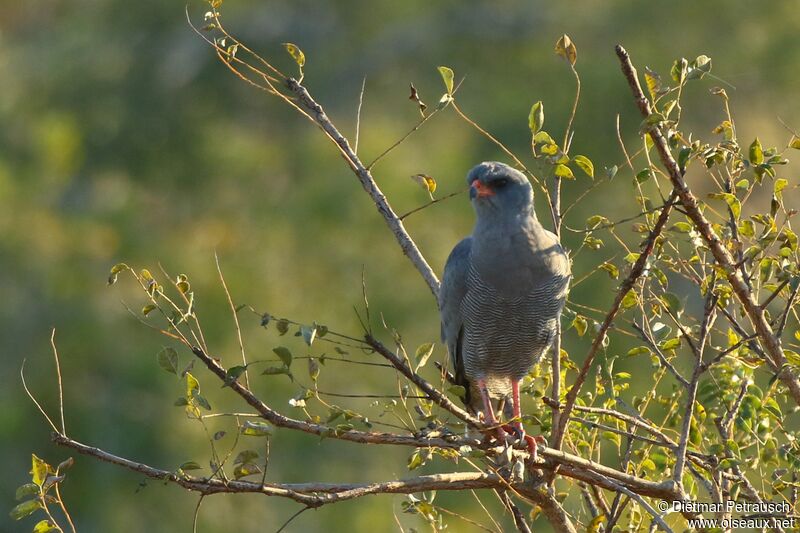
439;237;472;403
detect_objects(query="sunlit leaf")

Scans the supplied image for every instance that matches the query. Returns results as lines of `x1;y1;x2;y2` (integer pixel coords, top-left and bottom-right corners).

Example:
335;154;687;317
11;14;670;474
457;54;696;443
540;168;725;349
528;101;544;134
571;315;587;336
283;42;305;67
415;342;435;369
749;138;764;165
33;520;58;533
31;454;48;487
554;164;574;179
437;66;454;95
571;155;594;178
410;174;437;196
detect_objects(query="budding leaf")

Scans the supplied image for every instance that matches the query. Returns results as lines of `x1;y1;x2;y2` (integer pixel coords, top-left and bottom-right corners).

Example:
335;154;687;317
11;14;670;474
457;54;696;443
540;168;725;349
554;34;577;66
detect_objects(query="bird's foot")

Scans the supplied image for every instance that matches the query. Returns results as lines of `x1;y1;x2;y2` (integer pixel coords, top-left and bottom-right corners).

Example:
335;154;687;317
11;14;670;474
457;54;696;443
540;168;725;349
501;423;544;463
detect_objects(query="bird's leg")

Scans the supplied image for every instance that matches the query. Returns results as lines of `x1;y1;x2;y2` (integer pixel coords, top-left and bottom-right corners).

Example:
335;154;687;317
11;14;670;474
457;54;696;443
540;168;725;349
476;378;507;442
504;379;544;462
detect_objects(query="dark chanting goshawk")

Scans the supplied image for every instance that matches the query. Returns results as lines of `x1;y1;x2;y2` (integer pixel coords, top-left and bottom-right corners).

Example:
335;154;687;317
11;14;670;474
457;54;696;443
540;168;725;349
439;161;571;450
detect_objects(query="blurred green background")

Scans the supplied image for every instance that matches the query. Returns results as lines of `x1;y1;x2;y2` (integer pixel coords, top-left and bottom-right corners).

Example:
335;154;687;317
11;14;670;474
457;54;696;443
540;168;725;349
3;0;800;531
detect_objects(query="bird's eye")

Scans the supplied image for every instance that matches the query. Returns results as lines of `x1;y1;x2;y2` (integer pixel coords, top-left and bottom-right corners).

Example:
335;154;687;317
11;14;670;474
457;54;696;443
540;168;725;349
495;178;509;188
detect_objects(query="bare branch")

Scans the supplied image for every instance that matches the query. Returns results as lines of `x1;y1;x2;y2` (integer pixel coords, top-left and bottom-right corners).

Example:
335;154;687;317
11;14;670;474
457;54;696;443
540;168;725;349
285;78;441;298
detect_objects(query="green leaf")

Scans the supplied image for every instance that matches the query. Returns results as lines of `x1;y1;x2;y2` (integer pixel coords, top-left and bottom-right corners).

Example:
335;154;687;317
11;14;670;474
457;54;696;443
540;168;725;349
644;67;663;102
661;292;683;316
528;101;544;134
599;262;619;279
749;138;764;165
31;454;48;487
283;42;305;67
774;178;788;200
763;397;782;420
234;450;259;464
437;66;454;95
142;304;157;316
620;290;638;310
572;155;594;178
660;337;681;351
627;346;651;357
790;138;800;150
225;365;247;386
276;318;290;335
9;499;41;521
571;315;587;337
708;192;741;219
108;262;129;285
193;392;212;411
688;54;712;79
241;420;272;437
179;461;202;471
261;366;292;379
157;347;179;375
415;342;435;369
533;131;554;145
554;164;574;179
273;346;293;367
670;58;688;83
15;483;39;501
554;34;577;66
635;168;652;183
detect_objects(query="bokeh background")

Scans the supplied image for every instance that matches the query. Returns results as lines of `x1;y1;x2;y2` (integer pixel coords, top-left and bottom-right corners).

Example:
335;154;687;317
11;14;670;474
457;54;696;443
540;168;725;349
3;1;800;531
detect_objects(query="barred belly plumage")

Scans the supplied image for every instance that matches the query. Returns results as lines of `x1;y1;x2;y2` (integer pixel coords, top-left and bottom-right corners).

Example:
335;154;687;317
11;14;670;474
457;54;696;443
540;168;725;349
461;265;564;394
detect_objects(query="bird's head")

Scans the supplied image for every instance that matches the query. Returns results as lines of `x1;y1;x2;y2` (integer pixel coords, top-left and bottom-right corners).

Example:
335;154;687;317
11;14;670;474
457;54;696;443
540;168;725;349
467;161;533;218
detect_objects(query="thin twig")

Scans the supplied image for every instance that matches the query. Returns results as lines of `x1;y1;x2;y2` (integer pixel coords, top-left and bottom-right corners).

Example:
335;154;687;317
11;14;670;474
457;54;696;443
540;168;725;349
615;44;800;405
354;77;366;154
551;190;677;450
50;329;66;435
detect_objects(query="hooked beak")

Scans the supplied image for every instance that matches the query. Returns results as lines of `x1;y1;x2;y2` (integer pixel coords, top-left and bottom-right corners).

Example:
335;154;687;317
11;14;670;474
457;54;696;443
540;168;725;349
470;180;495;199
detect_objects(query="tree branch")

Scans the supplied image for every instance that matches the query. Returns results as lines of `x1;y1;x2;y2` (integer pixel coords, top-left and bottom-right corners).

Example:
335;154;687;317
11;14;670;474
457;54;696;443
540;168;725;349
551;190;677;450
614;44;800;406
285;78;441;298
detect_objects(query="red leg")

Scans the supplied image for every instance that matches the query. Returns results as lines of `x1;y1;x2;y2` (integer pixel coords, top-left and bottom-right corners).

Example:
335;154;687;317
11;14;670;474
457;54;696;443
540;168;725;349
476;378;506;442
509;379;543;462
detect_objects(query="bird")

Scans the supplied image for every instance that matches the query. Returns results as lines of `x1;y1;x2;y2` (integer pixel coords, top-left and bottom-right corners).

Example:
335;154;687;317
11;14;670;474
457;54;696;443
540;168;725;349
439;161;571;454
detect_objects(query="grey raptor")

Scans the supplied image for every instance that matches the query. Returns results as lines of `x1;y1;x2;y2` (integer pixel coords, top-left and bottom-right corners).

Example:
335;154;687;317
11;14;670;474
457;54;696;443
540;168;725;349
439;161;570;447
